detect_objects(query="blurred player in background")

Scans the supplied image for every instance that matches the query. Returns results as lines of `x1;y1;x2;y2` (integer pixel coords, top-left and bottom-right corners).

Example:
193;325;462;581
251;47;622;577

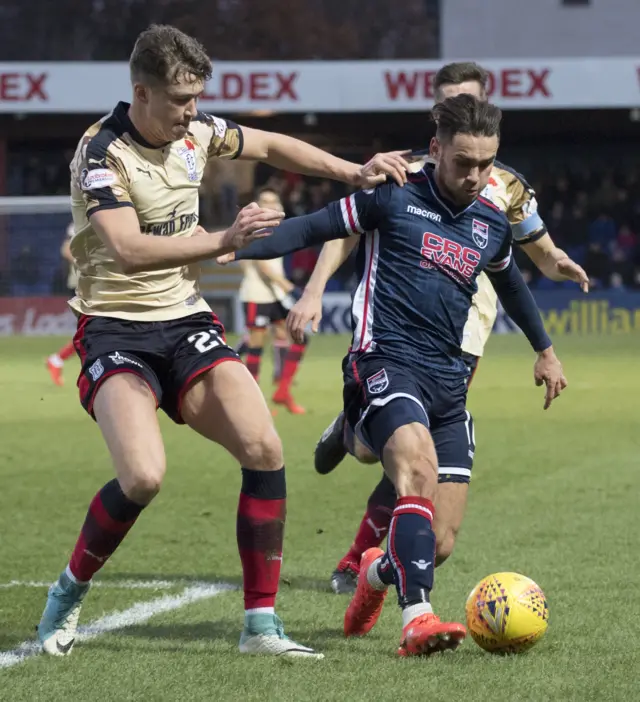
237;187;307;414
46;222;78;386
223;94;568;656
35;23;410;660
285;61;589;595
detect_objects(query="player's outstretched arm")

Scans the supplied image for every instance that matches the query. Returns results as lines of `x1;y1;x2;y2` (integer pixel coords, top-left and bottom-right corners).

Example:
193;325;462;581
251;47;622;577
286;237;359;342
227;207;348;263
220;185;389;266
239;126;410;188
521;233;590;292
487;255;567;409
90;203;282;273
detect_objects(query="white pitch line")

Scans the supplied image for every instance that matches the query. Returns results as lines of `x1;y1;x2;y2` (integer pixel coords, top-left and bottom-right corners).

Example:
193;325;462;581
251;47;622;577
0;582;234;670
0;579;201;591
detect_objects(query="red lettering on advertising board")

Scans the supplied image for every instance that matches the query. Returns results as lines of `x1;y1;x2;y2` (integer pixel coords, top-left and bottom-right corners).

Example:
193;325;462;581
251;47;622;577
0;73;48;102
385;68;551;101
202;71;298;101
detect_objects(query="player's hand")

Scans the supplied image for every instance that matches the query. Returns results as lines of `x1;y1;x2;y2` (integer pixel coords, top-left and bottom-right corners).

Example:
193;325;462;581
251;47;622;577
216;251;236;265
286;289;323;344
192;225;209;237
221;202;283;251
355;150;412;188
533;347;567;410
555;256;590;293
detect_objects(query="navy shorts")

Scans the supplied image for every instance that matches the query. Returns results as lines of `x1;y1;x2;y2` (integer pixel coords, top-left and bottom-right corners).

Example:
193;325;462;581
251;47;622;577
73;312;241;424
343;353;476;484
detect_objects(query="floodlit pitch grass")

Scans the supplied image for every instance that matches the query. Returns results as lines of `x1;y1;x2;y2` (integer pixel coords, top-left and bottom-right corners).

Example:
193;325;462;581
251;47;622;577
1;333;638;701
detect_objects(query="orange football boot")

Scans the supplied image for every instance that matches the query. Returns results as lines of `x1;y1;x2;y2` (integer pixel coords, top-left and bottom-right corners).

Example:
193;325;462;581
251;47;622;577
344;547;387;637
46;359;64;387
272;390;306;414
398;613;466;657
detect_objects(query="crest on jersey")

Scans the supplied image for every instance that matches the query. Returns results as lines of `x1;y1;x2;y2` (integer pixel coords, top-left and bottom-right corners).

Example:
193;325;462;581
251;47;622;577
366;368;389;395
177;139;198;182
472;219;489;249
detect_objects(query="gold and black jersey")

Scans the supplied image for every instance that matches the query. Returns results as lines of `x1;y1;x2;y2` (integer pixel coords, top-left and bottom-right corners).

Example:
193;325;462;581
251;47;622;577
462;160;547;356
68;101;243;321
482;160;546;246
239;259;288;304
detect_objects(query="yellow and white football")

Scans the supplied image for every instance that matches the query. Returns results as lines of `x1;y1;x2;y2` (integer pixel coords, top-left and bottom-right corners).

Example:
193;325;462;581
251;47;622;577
465;572;549;654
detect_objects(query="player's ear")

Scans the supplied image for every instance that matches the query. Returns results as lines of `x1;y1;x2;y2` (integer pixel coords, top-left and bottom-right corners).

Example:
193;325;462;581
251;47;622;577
133;83;149;105
429;136;440;161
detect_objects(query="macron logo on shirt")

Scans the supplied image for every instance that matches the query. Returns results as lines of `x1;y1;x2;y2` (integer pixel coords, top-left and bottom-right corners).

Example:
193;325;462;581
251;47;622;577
407;205;442;223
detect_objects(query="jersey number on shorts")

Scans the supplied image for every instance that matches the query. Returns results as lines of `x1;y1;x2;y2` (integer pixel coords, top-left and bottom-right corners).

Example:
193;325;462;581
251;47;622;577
187;329;224;353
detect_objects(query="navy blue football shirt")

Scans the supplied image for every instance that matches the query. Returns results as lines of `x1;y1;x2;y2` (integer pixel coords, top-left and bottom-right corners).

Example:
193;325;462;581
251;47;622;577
324;165;511;376
235;163;551;378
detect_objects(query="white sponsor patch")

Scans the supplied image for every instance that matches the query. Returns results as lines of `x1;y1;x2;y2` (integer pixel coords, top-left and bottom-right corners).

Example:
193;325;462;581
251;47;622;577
406;205;441;222
82;168;117;191
109;352;143;368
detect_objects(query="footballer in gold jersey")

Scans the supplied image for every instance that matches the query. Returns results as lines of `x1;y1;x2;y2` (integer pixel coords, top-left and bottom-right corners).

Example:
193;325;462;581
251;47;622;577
237;188;307;414
283;62;588;597
36;23;413;659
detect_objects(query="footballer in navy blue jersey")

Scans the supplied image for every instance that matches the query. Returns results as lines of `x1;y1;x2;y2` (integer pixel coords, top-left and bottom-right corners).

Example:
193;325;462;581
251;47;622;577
328;168;513;379
278;62;587;600
231;94;567;657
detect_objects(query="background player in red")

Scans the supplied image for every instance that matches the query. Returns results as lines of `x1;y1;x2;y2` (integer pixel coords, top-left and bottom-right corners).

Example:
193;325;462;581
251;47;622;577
46;222;78;386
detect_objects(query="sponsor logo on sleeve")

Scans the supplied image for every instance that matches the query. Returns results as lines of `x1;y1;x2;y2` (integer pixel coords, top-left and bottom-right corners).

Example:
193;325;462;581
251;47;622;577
81;168;117;191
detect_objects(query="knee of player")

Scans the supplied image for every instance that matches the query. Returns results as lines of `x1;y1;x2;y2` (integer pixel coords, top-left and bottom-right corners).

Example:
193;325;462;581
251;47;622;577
384;424;437;495
241;426;283;471
122;470;164;504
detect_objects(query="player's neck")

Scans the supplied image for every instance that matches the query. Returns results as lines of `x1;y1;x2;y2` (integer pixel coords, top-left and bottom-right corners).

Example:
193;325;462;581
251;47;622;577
433;169;475;210
127;103;170;149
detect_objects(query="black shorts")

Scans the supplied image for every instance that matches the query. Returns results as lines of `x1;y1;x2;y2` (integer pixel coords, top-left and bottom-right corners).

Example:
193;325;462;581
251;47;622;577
343;354;475;484
73;312;241;424
243;301;287;329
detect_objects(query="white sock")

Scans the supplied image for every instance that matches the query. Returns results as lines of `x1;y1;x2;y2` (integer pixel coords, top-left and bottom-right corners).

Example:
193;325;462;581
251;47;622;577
366;557;387;591
402;602;433;628
245;607;275;616
48;354;63;368
65;564;90;586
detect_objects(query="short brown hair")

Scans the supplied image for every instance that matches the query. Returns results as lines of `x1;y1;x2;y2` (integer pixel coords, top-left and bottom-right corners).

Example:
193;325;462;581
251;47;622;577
432;94;501;143
434;62;489;101
130;24;212;87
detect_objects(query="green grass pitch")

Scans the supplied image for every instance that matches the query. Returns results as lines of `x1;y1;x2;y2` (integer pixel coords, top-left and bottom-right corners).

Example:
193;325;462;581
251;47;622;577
0;333;638;701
